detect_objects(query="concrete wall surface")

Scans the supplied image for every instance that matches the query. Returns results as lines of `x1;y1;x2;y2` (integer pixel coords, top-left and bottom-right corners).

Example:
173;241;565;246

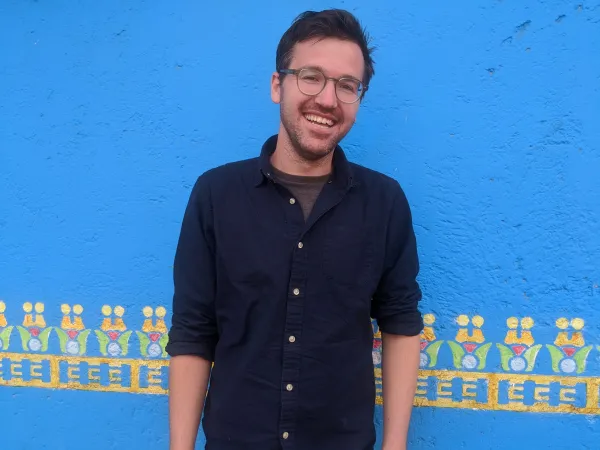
1;1;599;449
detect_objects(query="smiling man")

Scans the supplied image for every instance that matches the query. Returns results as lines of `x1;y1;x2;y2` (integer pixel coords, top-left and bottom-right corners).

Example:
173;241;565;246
166;9;423;450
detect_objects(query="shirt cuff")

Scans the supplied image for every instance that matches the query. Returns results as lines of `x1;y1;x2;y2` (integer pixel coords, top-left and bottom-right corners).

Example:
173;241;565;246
377;311;424;336
165;339;217;361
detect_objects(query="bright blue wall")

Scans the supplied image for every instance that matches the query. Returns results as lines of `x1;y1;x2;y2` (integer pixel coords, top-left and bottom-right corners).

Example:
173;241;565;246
1;1;599;449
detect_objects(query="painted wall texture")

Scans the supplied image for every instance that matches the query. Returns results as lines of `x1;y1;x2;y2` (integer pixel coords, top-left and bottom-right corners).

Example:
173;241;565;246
1;1;599;449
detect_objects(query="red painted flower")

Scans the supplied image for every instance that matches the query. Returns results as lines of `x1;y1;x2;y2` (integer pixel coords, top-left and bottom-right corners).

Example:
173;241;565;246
512;345;526;356
108;331;119;341
67;330;78;339
463;343;477;353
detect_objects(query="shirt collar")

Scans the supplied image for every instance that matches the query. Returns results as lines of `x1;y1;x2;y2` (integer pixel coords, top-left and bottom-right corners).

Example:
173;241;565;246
253;134;355;190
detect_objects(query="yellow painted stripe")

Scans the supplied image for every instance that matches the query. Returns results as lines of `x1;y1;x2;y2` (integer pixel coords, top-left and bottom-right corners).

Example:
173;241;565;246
2;353;600;414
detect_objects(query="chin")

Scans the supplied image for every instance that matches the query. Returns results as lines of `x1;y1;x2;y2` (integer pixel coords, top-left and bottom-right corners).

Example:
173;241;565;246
297;137;337;161
299;125;348;157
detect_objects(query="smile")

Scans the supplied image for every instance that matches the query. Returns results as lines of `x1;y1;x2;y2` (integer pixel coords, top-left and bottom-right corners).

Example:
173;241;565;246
304;114;335;127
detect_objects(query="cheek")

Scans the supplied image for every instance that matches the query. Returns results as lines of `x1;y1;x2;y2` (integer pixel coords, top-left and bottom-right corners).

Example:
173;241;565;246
281;93;302;113
340;108;358;127
282;83;305;104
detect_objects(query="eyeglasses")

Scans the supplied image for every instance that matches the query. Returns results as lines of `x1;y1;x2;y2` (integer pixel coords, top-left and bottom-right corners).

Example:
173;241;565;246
278;67;366;104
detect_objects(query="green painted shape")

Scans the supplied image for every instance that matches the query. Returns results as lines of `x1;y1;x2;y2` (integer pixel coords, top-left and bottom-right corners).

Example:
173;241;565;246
574;345;593;374
0;326;14;350
496;344;512;371
118;331;132;356
136;331;150;357
159;333;169;357
523;344;542;372
17;326;30;351
447;341;465;369
54;328;68;353
425;340;444;367
77;329;91;355
39;327;52;351
546;344;563;373
474;342;492;369
95;330;109;356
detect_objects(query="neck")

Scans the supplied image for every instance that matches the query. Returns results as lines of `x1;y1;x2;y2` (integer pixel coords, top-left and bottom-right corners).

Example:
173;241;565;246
271;131;333;177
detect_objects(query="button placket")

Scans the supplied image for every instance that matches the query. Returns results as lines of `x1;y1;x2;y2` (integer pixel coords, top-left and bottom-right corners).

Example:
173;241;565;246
278;195;307;444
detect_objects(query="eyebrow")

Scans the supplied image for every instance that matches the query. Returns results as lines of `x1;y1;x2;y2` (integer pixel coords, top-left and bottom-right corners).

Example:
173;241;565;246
301;65;363;83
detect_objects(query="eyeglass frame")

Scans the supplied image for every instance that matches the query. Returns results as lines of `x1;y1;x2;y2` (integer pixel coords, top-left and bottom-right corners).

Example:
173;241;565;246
277;67;368;104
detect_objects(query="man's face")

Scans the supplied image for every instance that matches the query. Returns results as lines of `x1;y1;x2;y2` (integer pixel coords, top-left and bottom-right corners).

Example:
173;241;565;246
271;37;365;161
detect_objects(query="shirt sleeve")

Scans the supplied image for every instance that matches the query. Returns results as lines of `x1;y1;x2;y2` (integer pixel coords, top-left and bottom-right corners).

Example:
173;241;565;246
165;174;219;361
371;181;424;336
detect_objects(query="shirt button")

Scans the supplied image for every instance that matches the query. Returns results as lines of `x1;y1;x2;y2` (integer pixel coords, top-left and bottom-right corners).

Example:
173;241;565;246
289;335;296;343
286;383;294;391
298;242;303;249
283;432;289;439
289;198;296;204
293;288;300;296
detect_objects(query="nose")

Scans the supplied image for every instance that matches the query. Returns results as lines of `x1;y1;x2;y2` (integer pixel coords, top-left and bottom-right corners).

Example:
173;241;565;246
315;79;338;109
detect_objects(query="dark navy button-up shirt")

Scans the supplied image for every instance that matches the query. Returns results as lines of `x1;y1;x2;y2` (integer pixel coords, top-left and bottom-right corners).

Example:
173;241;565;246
166;134;423;450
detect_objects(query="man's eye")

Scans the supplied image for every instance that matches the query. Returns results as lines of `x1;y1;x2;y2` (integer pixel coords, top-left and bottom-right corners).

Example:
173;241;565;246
340;83;357;93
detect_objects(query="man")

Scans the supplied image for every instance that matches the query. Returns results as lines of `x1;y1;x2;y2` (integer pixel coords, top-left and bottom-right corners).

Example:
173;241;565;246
166;9;423;450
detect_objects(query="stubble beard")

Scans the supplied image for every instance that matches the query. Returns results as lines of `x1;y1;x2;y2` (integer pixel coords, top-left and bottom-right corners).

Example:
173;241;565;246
280;104;340;163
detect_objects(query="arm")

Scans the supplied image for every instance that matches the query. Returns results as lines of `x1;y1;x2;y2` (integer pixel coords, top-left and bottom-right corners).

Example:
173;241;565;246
381;333;420;450
165;175;219;450
371;182;423;450
169;355;212;450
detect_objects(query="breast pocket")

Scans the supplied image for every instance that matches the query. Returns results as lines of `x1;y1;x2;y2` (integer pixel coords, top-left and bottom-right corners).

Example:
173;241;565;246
322;223;377;292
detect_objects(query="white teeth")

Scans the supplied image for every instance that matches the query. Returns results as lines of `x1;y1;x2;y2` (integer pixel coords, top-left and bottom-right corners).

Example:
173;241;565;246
304;114;334;127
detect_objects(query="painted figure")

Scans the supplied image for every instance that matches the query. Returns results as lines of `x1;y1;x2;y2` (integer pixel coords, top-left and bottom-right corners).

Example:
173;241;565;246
448;315;492;370
166;9;423;450
546;317;593;374
137;306;169;358
0;301;14;351
55;304;91;356
95;305;132;357
16;302;52;352
497;317;541;372
419;314;444;369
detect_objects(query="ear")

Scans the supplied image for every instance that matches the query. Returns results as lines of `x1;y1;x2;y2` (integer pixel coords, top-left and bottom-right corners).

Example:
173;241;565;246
270;72;282;104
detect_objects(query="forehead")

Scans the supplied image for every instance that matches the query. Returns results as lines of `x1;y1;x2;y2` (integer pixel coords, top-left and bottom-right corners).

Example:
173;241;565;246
288;37;365;81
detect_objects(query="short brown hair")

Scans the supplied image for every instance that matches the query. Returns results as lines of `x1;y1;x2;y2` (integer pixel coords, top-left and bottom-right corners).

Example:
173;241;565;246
276;9;376;91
